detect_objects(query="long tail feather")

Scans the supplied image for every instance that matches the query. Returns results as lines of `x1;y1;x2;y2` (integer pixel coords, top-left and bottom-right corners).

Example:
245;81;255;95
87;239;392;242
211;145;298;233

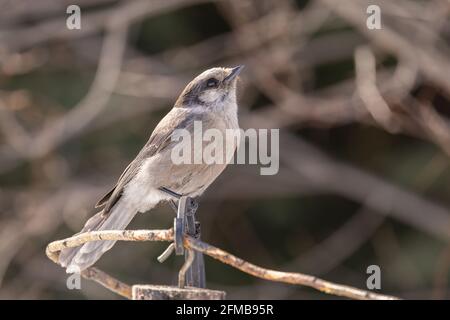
59;200;140;272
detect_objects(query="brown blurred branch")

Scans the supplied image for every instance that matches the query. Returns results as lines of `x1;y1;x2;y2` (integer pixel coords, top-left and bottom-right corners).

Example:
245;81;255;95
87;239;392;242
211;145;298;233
355;46;399;132
46;228;399;300
0;23;128;172
30;25;128;158
0;0;212;52
319;0;450;93
278;133;450;241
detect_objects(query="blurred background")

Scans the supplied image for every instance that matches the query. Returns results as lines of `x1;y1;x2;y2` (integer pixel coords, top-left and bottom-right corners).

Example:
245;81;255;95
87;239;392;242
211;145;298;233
1;0;450;299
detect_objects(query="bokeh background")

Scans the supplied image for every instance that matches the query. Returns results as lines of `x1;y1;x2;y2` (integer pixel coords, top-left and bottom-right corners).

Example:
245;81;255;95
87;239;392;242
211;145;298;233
1;0;450;299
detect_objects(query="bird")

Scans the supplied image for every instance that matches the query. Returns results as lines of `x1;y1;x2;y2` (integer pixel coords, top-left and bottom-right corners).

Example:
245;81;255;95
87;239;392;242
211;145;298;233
59;66;244;273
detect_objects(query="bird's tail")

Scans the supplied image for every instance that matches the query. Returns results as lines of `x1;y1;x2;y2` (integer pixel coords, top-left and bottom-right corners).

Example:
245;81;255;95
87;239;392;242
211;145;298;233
59;200;139;273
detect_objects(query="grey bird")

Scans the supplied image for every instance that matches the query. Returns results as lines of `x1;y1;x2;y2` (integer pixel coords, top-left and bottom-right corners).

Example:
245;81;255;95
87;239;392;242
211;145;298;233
59;66;244;273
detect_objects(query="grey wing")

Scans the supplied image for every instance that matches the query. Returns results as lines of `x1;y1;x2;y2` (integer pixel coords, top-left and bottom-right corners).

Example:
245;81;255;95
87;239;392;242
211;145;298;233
94;107;195;214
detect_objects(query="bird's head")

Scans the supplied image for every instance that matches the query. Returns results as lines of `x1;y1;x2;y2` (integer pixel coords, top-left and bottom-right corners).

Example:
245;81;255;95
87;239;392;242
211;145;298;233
175;66;244;110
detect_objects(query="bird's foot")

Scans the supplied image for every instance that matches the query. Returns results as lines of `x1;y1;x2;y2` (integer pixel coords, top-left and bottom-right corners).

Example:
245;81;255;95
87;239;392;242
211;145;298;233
159;186;182;199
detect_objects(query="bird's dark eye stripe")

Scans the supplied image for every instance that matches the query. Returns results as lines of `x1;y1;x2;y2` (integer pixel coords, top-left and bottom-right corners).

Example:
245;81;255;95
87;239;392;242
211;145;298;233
206;78;219;88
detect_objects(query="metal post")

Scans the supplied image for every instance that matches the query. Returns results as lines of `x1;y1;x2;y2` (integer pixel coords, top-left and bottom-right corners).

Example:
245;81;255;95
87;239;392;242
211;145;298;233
176;196;206;288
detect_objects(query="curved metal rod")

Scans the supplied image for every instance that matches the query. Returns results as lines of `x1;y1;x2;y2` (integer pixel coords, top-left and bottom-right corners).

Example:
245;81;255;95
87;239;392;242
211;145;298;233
178;248;195;288
157;243;175;263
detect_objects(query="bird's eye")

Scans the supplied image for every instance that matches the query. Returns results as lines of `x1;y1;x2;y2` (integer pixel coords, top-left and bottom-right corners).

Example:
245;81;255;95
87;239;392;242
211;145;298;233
206;78;219;88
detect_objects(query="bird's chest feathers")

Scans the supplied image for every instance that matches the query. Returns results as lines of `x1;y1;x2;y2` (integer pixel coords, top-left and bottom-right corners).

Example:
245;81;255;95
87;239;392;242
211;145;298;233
197;107;239;163
209;100;239;130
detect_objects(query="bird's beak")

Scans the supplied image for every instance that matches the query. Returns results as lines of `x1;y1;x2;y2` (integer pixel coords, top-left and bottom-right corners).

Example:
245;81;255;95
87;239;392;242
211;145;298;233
224;65;245;83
